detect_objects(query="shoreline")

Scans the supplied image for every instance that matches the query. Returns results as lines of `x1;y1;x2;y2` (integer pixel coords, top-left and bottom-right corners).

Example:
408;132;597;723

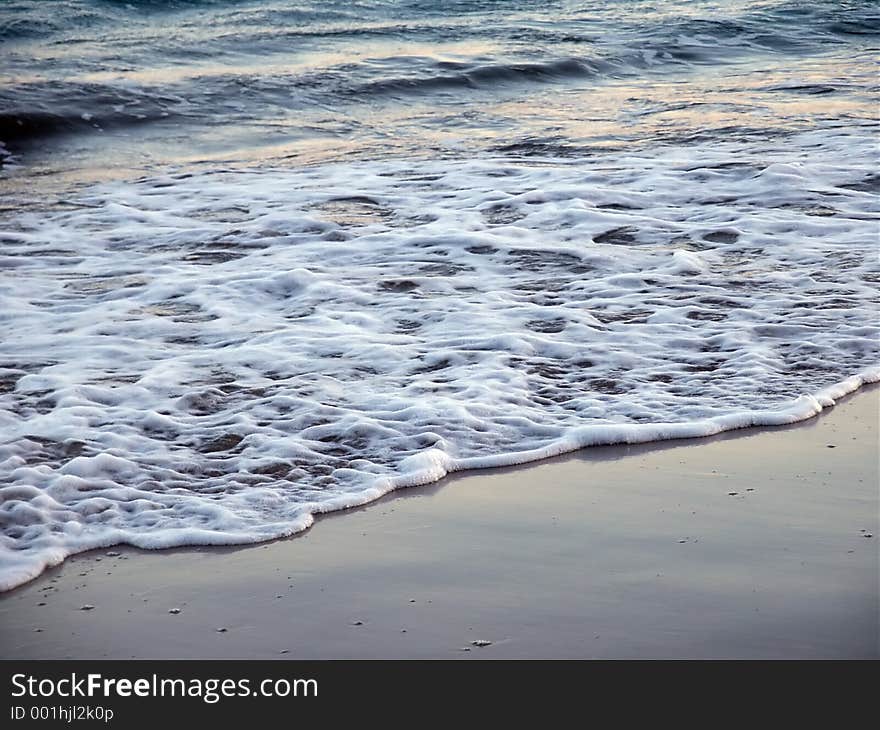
1;384;877;659
3;369;878;594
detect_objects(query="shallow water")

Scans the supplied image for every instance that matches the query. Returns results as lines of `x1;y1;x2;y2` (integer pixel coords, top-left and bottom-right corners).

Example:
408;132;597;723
1;0;878;590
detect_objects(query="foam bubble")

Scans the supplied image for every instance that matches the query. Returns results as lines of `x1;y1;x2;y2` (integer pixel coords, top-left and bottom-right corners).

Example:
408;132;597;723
1;124;878;590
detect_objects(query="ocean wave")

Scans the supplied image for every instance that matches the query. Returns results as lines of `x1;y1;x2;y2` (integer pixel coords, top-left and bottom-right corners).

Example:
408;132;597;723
3;0;878;152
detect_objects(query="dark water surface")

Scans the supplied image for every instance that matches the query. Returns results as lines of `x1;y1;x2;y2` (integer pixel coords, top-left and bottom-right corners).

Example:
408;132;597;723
2;0;877;197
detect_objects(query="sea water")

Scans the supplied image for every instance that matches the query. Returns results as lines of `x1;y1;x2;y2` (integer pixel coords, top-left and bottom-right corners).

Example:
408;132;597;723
1;0;878;589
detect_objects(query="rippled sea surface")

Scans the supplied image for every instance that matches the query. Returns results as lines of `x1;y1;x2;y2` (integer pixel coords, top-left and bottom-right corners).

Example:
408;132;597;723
1;0;878;589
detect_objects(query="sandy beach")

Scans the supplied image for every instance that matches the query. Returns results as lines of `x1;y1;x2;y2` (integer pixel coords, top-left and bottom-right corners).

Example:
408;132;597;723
1;385;876;660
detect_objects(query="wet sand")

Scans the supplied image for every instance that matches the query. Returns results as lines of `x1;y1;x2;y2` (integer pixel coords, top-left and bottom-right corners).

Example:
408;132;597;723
1;386;877;659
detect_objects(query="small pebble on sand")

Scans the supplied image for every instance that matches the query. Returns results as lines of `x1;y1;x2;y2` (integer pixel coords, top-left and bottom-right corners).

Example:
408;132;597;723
471;639;492;647
168;608;181;614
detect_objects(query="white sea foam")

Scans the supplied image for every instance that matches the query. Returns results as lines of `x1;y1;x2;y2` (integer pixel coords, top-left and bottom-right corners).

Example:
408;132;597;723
1;125;878;590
